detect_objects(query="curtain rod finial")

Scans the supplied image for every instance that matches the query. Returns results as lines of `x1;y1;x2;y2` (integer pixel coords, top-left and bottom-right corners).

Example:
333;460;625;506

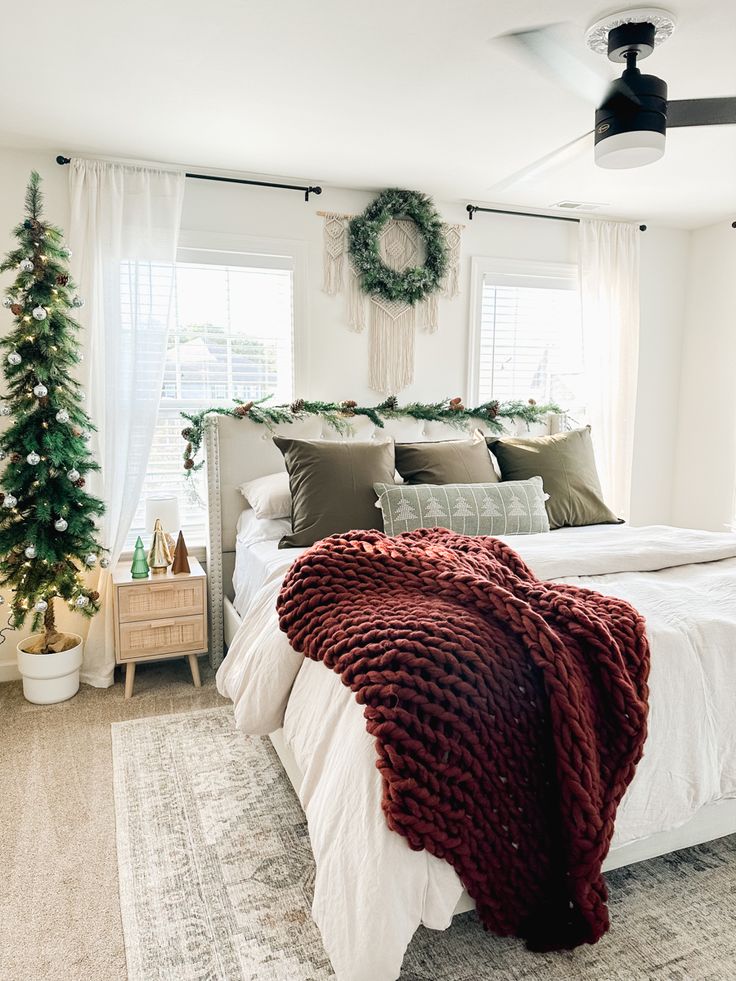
56;155;71;166
639;224;647;231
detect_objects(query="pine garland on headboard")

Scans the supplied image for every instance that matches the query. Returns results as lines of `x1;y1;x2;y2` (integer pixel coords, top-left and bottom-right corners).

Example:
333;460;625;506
179;395;562;476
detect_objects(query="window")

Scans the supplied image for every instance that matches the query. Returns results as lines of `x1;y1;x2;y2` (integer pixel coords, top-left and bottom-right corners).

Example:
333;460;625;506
125;240;298;548
468;258;583;416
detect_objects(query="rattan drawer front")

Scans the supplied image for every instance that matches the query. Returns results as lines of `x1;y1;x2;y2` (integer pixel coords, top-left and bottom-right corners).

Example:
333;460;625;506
117;578;205;623
118;615;206;662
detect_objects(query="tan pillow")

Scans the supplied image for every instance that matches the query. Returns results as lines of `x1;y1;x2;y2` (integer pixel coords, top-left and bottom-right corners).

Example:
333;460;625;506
395;430;499;485
273;436;395;548
487;426;621;530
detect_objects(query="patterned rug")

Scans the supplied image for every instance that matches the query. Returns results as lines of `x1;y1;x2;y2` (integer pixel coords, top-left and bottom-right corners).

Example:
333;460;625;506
112;707;736;981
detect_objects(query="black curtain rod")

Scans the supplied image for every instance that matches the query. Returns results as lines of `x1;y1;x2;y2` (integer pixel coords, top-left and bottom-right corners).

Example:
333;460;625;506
466;204;647;232
55;156;322;202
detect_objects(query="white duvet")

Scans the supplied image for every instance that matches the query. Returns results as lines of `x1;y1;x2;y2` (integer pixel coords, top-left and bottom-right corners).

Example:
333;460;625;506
216;524;736;981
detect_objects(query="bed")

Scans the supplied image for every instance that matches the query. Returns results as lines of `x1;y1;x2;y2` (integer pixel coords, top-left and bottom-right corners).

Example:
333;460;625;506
205;413;736;981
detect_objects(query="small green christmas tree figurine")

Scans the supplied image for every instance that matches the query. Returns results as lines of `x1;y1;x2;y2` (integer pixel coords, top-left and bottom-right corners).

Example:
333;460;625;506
130;537;149;579
0;172;107;652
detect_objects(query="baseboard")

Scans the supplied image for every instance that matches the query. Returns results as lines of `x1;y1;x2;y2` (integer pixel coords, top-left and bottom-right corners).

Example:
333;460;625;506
0;657;20;683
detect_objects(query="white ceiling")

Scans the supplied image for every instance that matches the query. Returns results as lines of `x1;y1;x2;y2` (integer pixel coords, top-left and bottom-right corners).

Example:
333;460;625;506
1;0;734;228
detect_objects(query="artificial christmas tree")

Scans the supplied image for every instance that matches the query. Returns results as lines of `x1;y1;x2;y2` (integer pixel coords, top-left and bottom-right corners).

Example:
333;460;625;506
0;171;106;671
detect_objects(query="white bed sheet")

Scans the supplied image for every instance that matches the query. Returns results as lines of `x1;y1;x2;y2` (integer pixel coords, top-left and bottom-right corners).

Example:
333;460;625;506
217;524;736;981
232;538;294;618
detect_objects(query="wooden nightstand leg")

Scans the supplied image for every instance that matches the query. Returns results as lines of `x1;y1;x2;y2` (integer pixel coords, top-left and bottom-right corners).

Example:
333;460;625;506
187;653;202;688
124;661;136;699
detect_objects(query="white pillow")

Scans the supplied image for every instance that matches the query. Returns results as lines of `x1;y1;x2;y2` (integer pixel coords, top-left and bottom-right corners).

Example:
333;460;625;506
238;471;291;520
236;508;292;546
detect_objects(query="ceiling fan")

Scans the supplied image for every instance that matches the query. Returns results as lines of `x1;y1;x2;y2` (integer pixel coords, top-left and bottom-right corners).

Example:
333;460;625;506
493;7;736;189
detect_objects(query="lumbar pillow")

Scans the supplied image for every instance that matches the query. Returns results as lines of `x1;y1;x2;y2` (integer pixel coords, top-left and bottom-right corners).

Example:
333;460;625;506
273;436;395;548
487;426;620;530
373;478;549;537
394;429;499;485
238;471;291;520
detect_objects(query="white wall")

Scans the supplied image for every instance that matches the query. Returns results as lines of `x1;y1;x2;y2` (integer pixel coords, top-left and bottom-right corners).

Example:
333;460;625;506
0;144;693;678
672;220;736;531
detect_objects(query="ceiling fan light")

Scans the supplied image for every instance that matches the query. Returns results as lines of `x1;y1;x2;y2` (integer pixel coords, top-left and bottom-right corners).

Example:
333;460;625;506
595;129;665;168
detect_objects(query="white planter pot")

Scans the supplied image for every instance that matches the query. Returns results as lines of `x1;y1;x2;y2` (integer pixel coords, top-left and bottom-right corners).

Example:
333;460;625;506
17;633;83;704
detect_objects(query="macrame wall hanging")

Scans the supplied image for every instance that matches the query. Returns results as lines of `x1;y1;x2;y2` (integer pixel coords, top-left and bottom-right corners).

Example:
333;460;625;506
321;189;462;395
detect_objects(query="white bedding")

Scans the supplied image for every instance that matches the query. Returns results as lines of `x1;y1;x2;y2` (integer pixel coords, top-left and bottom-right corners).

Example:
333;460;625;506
217;524;736;981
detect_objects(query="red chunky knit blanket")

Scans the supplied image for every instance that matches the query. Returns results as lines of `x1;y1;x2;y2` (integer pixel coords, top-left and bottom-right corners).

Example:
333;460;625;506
277;528;649;950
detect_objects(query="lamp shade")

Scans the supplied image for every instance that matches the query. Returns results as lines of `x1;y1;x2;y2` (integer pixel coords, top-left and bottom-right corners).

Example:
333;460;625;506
145;495;180;536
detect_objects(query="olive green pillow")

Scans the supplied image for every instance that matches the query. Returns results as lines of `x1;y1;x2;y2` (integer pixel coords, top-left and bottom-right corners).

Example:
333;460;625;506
395;431;499;485
487;427;621;530
273;436;395;548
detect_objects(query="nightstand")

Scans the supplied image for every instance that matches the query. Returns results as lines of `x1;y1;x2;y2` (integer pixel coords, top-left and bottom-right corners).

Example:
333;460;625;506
111;556;208;698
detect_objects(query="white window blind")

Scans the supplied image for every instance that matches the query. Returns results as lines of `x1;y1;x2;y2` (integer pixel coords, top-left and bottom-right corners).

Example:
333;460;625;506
476;264;584;415
124;252;294;549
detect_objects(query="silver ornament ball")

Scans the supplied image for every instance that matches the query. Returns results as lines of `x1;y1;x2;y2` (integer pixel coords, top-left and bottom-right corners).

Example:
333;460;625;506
67;469;80;482
24;545;36;559
26;452;40;466
56;409;70;424
0;595;5;605
85;553;97;567
0;405;11;417
100;557;110;569
54;517;68;532
19;258;34;273
81;431;91;442
33;384;48;398
72;296;85;308
2;297;13;308
78;392;86;402
3;494;17;508
0;450;5;461
7;352;21;366
75;595;89;609
34;599;48;613
32;306;47;321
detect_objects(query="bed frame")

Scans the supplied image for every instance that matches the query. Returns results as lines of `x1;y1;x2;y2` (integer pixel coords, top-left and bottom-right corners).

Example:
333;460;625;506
205;411;736;912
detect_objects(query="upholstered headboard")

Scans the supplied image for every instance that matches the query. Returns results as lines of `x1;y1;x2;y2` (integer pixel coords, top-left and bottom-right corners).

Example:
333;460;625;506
204;411;559;667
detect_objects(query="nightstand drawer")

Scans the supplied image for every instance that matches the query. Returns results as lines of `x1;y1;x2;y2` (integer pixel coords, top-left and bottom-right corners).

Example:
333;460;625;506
117;577;205;623
118;615;206;662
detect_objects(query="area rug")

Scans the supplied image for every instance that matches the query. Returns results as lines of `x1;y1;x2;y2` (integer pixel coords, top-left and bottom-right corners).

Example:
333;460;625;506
112;707;736;981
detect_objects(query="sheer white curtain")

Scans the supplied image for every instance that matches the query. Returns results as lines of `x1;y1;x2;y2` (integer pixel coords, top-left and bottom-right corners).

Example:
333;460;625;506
579;219;640;520
69;159;185;687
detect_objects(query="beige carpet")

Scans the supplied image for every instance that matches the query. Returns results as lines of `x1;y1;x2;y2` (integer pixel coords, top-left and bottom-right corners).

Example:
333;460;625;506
0;659;226;981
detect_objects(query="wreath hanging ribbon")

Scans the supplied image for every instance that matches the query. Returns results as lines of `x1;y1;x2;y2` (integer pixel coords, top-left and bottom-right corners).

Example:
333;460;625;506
348;188;448;304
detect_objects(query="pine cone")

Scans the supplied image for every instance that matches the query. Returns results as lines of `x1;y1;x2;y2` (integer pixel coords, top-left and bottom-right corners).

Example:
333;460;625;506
183;458;195;471
487;401;499;419
233;401;253;417
10;303;22;316
181;427;194;440
379;395;399;411
449;397;463;407
186;442;193;454
89;590;99;602
341;399;357;409
56;274;69;286
0;493;5;505
290;398;305;414
11;453;21;463
528;398;537;407
74;477;85;488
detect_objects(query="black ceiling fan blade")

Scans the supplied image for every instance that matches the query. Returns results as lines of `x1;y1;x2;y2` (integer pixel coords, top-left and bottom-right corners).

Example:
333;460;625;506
668;97;736;127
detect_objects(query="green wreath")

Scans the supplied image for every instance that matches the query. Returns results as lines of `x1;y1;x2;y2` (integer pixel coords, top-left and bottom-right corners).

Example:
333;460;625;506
348;188;448;305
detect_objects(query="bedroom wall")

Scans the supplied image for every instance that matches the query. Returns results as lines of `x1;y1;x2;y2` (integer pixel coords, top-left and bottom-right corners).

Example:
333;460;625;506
0;144;692;679
671;220;736;531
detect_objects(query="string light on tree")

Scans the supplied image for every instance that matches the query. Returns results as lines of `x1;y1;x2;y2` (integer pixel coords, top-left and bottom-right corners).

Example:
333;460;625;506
0;171;104;652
